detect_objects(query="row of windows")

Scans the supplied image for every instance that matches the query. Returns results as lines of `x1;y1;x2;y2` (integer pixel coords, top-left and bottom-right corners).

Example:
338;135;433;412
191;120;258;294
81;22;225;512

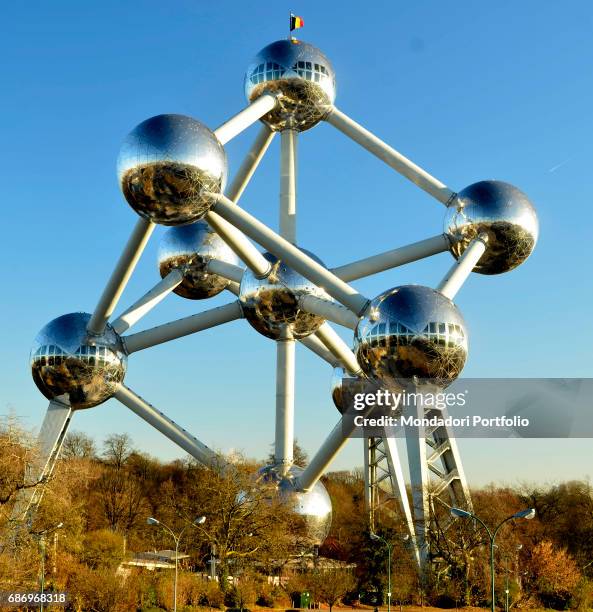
249;60;331;85
31;345;121;367
363;322;466;349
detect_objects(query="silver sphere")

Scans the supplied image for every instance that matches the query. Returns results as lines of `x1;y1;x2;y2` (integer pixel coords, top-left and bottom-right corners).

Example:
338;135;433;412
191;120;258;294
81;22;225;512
158;221;242;300
244;39;336;132
445;180;538;275
239;250;330;340
30;313;127;410
117;114;227;226
355;285;468;389
257;464;332;546
331;367;368;414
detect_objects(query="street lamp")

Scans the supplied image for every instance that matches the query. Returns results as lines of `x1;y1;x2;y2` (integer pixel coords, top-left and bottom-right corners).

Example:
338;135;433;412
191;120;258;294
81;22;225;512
33;522;63;612
147;515;206;612
370;533;392;612
504;543;523;612
450;507;535;612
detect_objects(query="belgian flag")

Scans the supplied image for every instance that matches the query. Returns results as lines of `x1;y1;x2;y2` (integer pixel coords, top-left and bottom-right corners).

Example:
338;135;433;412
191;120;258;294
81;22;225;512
290;13;304;31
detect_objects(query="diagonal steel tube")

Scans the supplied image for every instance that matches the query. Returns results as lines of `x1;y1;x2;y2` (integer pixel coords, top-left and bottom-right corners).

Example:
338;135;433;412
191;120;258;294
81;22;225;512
122;301;243;353
213;94;278;145
299;334;340;367
297;395;376;492
326;106;456;205
111;269;184;334
205;259;245;284
314;323;362;376
299;295;359;330
205;210;271;278
87;218;155;335
437;234;488;299
114;384;221;467
226;125;275;203
211;194;369;315
332;234;450;282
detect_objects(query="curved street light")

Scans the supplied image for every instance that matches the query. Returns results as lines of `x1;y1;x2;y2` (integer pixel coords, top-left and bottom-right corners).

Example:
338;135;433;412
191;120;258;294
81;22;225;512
450;507;535;612
147;515;206;612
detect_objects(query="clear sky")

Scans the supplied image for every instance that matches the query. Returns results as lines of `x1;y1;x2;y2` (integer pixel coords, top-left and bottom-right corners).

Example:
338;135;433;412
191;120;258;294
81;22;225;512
2;1;592;486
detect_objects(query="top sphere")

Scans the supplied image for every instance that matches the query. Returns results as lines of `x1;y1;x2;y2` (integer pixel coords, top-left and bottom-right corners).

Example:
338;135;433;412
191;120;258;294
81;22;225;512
118;114;227;226
30;313;127;410
244;39;336;132
355;285;468;389
444;180;538;275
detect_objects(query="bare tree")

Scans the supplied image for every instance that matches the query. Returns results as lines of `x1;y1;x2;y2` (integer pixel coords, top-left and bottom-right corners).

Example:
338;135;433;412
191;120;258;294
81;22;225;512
309;569;356;612
102;433;133;469
62;430;96;459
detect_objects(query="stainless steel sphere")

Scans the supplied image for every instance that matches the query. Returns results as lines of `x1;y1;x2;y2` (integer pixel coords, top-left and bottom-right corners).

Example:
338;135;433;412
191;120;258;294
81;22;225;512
257;464;332;546
331;367;369;414
158;221;242;300
445;180;538;275
239;250;330;340
117;114;227;226
244;39;336;132
30;313;127;410
355;285;468;388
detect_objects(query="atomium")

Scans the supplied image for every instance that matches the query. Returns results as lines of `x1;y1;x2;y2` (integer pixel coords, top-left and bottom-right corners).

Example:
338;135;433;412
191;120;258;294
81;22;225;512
27;34;539;564
30;313;126;410
239;250;330;340
245;39;336;132
355;285;468;389
257;464;332;546
445;180;539;275
158;221;242;299
118;114;227;226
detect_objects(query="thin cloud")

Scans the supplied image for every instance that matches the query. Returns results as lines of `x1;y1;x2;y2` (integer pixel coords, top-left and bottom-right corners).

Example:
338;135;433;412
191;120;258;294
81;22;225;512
548;157;571;173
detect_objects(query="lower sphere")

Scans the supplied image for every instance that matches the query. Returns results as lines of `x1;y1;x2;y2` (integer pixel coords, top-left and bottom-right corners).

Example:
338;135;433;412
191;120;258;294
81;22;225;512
331;367;370;414
355;285;468;389
30;313;127;410
257;464;332;546
239;250;330;340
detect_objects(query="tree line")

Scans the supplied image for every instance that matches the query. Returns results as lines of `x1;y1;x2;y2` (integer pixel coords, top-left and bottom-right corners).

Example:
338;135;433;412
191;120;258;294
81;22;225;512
0;416;592;611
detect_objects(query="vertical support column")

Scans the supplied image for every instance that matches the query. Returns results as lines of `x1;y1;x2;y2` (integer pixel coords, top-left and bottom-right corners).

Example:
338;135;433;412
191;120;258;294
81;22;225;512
364;437;377;533
12;397;73;523
430;407;472;508
280;129;298;244
273;128;297;475
404;393;431;567
275;327;295;473
382;433;421;567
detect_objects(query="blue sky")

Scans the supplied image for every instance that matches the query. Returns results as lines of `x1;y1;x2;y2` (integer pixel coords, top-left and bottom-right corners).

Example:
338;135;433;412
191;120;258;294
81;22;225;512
2;1;592;485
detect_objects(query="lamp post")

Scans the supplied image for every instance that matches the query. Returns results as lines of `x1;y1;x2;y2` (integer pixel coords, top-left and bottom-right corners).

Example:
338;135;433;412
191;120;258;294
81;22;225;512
33;522;63;612
370;533;392;612
450;508;535;612
147;515;206;612
504;543;522;612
